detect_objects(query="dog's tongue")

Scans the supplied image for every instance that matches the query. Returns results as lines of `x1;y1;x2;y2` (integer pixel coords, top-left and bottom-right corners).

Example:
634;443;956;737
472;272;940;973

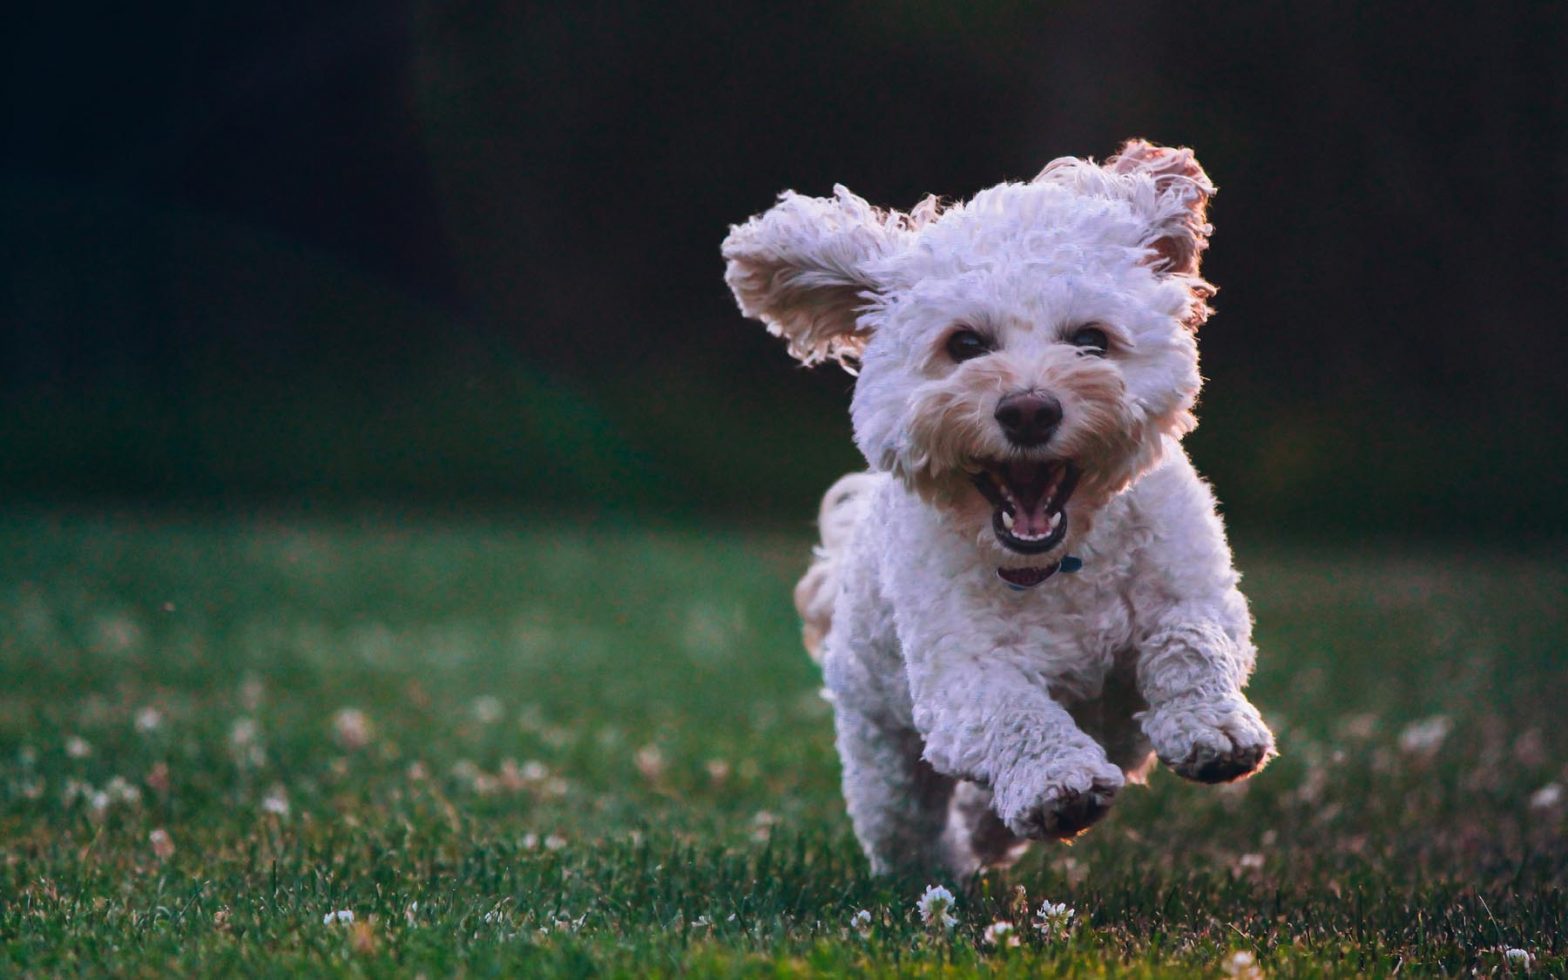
1004;461;1056;538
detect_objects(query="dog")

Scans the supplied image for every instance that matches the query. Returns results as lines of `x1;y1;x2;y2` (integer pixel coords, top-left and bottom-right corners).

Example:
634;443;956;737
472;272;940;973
722;140;1275;876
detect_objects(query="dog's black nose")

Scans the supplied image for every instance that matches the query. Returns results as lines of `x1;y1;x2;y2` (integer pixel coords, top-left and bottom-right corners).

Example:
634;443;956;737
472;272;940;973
995;392;1062;447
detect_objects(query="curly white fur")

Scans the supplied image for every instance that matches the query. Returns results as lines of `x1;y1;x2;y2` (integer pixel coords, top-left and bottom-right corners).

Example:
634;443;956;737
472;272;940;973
724;140;1275;877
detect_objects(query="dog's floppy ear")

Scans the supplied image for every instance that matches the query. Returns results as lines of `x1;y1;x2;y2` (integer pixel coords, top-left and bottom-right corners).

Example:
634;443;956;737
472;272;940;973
1103;139;1215;277
723;185;905;368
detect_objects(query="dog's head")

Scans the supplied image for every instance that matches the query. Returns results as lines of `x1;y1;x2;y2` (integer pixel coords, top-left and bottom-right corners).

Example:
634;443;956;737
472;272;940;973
723;140;1216;569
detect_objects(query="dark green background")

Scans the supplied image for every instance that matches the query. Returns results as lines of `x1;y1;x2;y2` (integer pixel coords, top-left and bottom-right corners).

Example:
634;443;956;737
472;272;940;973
5;2;1564;538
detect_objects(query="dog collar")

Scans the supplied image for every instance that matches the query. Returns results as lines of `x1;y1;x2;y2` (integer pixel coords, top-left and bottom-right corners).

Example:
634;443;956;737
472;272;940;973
997;555;1082;591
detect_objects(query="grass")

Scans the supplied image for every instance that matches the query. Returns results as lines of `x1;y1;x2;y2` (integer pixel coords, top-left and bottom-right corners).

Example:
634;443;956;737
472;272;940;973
0;511;1563;976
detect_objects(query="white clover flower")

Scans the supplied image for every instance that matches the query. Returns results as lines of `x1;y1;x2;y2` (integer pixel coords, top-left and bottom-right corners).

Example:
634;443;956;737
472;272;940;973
229;718;266;767
983;919;1020;948
261;786;291;817
690;914;713;930
1222;949;1263;978
229;718;259;747
331;708;374;749
520;760;549;782
470;771;500;796
916;884;957;930
322;909;355;926
1032;900;1076;938
65;736;92;759
148;828;175;860
471;695;504;724
1529;783;1562;811
749;810;779;842
1398;716;1452;757
543;834;567;851
850;909;873;935
634;744;666;781
1232;852;1265;876
105;776;141;805
134;707;164;734
1503;947;1533;969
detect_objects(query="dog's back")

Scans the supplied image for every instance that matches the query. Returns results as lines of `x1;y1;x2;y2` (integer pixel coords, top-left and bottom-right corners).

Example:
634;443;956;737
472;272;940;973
794;471;883;661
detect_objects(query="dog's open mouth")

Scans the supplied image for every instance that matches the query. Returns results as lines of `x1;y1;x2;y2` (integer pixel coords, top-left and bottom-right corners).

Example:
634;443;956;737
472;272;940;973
970;459;1079;556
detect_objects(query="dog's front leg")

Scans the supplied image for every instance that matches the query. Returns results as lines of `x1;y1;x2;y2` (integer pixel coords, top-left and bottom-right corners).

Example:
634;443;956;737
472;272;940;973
909;657;1124;840
1136;620;1276;783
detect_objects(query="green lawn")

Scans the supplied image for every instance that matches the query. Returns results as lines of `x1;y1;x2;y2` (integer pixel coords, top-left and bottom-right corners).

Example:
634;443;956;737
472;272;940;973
0;512;1563;976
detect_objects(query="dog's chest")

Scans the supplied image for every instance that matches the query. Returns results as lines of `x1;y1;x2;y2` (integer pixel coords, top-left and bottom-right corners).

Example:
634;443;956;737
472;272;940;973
885;544;1138;703
977;573;1136;700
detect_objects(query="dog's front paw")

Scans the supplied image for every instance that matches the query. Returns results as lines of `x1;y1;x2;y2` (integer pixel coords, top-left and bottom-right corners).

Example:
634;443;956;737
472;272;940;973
1144;695;1276;783
995;757;1125;840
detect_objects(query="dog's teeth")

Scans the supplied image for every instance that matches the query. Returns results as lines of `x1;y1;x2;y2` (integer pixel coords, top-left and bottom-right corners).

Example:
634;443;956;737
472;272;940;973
1000;511;1015;530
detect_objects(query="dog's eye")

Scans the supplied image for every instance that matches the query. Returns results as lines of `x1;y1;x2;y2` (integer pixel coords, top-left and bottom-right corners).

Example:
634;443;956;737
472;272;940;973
945;329;992;363
1068;326;1110;355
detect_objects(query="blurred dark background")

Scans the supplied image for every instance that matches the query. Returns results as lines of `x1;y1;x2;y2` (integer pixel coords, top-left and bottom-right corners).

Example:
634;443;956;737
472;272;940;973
4;2;1565;537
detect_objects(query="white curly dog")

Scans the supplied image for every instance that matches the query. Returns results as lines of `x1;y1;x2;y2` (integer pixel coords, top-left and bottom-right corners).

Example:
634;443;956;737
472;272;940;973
722;140;1276;877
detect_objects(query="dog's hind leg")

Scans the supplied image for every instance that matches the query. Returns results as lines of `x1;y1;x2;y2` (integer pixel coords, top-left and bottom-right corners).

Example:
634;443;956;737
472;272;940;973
944;781;1030;876
833;709;955;876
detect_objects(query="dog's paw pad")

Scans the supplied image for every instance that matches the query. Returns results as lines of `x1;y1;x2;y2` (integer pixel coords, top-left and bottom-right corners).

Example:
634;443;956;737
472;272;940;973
1001;763;1124;840
1177;739;1272;783
1037;785;1115;838
1147;697;1276;784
